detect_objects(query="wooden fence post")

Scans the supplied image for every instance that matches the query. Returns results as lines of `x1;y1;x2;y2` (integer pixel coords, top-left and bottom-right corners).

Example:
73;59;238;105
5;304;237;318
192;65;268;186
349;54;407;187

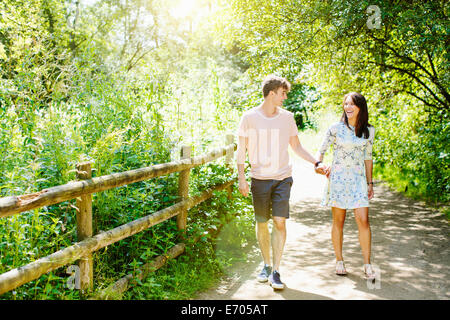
226;134;234;200
76;161;93;293
225;133;234;168
177;146;191;233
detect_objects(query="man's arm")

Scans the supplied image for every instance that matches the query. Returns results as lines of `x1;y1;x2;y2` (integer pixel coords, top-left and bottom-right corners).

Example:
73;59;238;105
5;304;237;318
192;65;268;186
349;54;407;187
289;135;327;174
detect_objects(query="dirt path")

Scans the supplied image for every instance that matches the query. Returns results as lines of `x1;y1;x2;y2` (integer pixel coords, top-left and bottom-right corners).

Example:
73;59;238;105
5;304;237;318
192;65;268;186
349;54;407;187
196;157;450;300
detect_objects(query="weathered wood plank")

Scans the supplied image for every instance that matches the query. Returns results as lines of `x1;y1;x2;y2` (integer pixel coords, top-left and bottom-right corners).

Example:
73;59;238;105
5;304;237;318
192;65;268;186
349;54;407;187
0;144;236;218
76;162;93;292
177;145;191;232
225;134;235;167
225;134;235;200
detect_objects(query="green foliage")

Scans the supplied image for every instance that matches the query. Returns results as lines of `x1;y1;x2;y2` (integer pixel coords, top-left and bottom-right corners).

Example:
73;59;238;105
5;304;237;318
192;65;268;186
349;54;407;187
223;0;449;110
0;0;256;300
220;0;449;203
283;84;320;130
372;96;449;203
121;185;254;300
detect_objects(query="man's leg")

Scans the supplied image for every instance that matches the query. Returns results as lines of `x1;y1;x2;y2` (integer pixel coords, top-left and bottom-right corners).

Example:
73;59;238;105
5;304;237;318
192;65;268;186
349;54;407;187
271;216;286;272
268;177;291;289
251;178;273;282
256;221;271;266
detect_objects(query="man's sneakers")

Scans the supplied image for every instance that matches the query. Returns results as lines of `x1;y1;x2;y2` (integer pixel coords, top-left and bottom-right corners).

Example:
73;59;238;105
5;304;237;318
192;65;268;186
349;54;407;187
257;264;272;282
257;265;285;290
268;270;285;290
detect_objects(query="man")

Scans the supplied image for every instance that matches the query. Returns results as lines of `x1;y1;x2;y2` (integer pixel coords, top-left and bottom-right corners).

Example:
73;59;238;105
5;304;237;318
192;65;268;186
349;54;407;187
236;75;327;290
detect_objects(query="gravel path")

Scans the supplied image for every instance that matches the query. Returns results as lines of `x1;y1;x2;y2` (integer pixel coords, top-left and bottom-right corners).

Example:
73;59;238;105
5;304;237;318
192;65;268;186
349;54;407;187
196;157;450;300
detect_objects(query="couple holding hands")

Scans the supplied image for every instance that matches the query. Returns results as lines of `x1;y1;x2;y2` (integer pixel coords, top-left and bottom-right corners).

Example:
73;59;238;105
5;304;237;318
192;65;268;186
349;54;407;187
236;75;376;290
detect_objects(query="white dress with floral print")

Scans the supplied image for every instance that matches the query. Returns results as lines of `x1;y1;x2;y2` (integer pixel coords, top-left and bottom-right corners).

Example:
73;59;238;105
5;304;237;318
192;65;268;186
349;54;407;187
319;121;375;209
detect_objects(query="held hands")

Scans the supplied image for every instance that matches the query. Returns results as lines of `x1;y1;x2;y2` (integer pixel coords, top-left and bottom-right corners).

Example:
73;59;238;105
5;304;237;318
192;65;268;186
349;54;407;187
368;184;374;200
314;163;331;177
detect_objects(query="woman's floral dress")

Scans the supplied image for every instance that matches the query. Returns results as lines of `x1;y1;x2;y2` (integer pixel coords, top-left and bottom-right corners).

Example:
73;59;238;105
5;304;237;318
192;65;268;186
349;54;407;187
319;121;375;209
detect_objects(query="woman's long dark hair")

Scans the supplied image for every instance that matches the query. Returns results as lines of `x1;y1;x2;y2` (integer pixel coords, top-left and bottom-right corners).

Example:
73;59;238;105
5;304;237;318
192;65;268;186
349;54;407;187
341;92;371;139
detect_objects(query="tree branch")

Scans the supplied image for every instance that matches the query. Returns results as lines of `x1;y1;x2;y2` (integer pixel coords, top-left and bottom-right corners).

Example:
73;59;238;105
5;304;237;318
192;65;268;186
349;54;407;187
126;46;156;72
368;60;448;110
405;90;440;111
425;49;438;80
368;32;450;107
368;33;435;81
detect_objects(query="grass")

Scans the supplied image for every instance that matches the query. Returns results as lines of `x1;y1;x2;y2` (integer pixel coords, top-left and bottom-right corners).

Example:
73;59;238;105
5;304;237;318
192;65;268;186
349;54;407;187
111;187;255;300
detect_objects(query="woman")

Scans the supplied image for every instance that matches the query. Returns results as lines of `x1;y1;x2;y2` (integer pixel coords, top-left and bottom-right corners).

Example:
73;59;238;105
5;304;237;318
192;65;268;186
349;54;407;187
316;92;376;280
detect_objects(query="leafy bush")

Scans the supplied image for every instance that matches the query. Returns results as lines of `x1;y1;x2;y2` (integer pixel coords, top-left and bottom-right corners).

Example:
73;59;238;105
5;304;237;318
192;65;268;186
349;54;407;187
372;95;449;203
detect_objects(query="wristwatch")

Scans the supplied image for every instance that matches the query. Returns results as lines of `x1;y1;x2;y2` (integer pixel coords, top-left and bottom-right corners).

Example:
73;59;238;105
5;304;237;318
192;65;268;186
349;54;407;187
314;161;322;168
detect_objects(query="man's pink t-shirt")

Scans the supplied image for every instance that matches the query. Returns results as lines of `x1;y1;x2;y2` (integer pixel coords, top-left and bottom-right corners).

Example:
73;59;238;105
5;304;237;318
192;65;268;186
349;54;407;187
236;107;299;180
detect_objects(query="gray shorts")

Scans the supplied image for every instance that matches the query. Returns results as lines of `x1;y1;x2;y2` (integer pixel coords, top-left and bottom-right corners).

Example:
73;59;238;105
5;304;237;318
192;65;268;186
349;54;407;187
250;176;293;223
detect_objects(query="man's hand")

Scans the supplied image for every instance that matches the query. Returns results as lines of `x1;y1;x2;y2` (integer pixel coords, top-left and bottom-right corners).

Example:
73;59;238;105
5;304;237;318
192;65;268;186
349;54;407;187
314;163;328;175
238;178;250;197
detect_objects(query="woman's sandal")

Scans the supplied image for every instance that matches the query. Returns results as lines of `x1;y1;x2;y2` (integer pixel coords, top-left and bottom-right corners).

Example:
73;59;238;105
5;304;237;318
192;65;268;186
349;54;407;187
336;260;347;276
363;264;376;281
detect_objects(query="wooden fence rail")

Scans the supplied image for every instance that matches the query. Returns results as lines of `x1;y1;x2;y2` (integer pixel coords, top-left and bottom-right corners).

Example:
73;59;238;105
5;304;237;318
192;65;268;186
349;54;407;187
0;136;236;296
0;143;235;218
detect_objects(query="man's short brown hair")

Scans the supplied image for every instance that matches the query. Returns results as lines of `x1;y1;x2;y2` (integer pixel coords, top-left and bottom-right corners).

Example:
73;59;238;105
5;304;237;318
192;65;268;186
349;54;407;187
262;75;291;98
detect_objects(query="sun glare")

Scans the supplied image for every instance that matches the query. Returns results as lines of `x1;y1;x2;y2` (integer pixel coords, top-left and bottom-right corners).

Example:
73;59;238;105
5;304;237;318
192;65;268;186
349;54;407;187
169;0;213;32
170;0;198;19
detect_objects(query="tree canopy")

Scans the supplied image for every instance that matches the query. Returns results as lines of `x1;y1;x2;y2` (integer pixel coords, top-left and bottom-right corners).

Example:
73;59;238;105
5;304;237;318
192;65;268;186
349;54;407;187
218;0;449;201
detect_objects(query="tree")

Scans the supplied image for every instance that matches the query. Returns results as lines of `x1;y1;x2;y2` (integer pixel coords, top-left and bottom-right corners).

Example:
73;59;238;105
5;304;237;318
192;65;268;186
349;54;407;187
220;0;449;201
222;0;449;113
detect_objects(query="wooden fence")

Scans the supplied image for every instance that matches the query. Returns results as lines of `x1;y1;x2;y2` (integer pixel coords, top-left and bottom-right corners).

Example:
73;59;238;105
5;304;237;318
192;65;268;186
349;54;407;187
0;135;236;297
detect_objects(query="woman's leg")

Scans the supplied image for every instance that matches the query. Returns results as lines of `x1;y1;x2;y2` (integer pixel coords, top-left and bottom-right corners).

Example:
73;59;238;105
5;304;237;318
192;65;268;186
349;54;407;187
331;207;347;261
353;207;371;264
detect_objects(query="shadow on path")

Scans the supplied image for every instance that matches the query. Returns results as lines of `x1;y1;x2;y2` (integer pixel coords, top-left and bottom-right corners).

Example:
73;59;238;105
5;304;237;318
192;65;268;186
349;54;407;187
195;159;449;300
